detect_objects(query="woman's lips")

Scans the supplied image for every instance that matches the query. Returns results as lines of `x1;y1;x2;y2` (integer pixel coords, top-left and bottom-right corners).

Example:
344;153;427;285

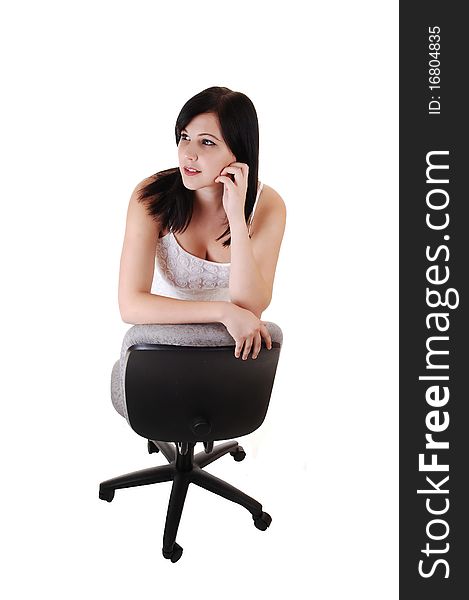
183;166;201;176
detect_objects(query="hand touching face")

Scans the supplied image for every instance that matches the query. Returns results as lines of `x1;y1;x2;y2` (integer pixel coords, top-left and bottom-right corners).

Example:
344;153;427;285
215;162;249;220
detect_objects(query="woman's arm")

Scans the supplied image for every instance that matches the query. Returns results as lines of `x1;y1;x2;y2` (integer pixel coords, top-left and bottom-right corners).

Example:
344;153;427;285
121;293;228;326
228;185;286;317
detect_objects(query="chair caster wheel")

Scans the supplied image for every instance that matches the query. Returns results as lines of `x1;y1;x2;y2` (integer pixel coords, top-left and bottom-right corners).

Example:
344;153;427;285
99;487;115;502
230;446;246;462
163;542;183;563
253;511;272;531
148;440;160;454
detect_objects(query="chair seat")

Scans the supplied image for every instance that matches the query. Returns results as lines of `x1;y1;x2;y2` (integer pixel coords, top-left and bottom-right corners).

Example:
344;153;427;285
111;359;125;417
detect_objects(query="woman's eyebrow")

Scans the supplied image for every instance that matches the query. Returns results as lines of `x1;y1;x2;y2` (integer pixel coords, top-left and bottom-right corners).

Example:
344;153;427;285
198;132;220;140
182;129;221;141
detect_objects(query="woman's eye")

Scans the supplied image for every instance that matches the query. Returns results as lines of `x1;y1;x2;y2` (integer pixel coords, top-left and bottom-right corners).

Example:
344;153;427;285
179;133;215;146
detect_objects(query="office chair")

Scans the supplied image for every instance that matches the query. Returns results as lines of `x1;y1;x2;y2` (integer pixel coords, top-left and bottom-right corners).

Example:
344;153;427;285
99;322;282;563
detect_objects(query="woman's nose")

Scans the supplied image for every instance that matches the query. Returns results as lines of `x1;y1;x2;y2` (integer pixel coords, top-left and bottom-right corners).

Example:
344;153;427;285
184;141;198;160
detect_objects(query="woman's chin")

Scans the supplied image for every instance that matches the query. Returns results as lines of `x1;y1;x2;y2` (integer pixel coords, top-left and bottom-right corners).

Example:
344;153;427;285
181;177;220;192
181;178;199;190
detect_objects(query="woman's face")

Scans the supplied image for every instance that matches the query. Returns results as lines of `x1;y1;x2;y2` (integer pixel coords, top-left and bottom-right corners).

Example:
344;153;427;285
178;112;236;191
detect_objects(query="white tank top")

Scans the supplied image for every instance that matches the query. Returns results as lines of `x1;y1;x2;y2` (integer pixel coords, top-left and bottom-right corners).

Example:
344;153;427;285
151;181;264;301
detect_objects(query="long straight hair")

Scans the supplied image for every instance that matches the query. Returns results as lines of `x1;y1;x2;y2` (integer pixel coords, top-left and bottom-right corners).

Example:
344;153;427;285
137;86;260;247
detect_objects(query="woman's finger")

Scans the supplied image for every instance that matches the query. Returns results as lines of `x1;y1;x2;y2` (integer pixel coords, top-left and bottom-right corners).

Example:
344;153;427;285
215;175;236;190
260;323;272;349
219;164;248;186
221;165;243;178
251;331;262;359
242;335;254;360
235;338;245;358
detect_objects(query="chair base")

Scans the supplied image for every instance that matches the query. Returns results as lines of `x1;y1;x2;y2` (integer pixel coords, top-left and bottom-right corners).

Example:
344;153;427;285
99;440;271;563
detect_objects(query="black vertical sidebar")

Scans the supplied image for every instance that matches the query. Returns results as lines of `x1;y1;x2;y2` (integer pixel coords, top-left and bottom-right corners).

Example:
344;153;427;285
400;3;467;598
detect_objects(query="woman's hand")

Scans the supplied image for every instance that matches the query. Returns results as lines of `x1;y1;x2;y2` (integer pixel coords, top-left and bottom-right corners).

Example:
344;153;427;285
221;303;272;360
214;162;249;222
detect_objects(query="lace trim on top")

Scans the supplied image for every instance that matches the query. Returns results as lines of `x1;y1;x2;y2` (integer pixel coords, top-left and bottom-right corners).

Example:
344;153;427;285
156;231;230;289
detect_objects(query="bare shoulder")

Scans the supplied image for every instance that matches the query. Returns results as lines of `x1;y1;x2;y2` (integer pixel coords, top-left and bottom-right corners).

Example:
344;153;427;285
131;173;159;200
256;183;286;221
259;183;286;214
125;174;161;234
249;183;286;239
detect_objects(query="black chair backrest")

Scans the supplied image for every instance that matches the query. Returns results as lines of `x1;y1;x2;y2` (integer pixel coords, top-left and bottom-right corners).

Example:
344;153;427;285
124;342;281;443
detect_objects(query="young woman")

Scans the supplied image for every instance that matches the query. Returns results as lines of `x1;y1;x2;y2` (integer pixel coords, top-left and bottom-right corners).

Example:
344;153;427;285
118;86;286;360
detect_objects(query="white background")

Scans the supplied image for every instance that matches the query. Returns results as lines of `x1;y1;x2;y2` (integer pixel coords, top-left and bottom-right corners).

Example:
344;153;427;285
1;1;398;598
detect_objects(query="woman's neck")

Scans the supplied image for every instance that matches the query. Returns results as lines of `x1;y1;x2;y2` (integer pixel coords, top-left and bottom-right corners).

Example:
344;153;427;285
193;185;225;217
